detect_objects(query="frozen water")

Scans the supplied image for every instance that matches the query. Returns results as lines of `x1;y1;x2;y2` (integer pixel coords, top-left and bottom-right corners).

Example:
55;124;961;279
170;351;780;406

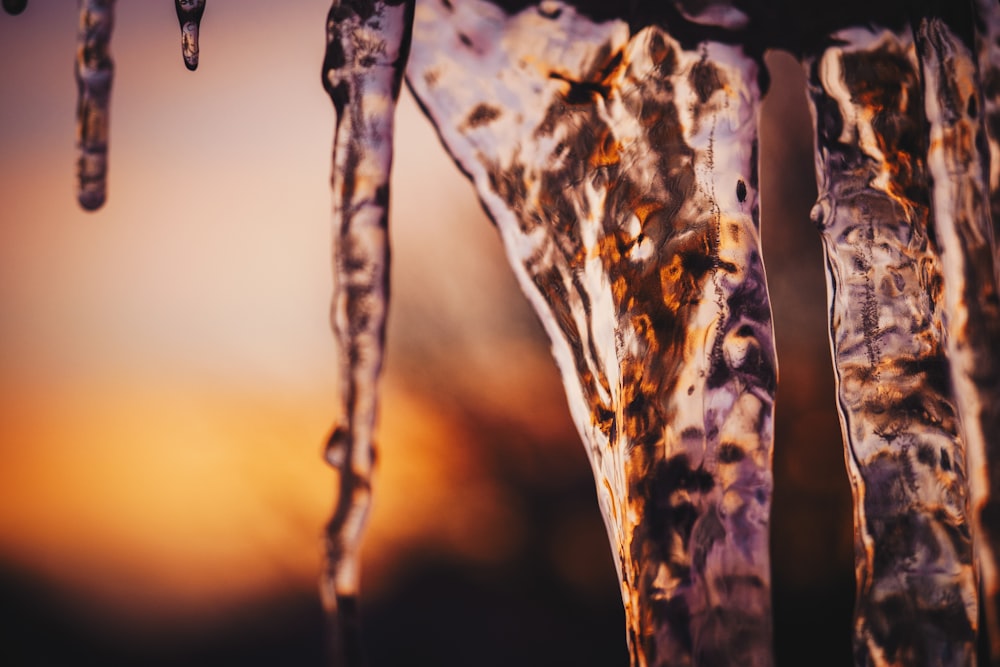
175;0;205;71
75;0;115;211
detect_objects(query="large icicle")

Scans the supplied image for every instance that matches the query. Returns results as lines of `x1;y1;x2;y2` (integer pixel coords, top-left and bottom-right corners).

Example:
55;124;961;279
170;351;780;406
320;0;413;664
175;0;206;71
914;5;1000;663
804;26;979;666
407;2;776;664
75;0;115;211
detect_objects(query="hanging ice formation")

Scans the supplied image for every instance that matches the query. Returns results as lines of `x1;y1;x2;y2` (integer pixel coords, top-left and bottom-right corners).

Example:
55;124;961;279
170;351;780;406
13;2;205;211
175;0;206;71
323;0;1000;665
74;0;115;211
5;1;1000;665
320;0;411;661
407;6;779;664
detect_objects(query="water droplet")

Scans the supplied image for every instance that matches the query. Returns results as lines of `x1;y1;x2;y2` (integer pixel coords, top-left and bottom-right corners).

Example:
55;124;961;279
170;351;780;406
175;0;205;71
325;426;351;469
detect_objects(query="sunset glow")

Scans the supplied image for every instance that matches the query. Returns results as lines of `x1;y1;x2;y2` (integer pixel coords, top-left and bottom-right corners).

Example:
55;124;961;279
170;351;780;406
0;4;856;664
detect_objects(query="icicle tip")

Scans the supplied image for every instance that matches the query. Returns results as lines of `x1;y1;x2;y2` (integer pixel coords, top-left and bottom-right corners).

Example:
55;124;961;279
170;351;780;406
2;0;27;16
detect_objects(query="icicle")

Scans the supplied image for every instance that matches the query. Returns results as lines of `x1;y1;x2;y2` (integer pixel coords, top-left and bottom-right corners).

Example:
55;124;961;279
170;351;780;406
175;0;205;71
321;0;413;664
75;0;115;211
972;0;1000;655
803;25;980;665
976;0;1000;273
407;3;776;664
2;0;27;16
912;4;1000;663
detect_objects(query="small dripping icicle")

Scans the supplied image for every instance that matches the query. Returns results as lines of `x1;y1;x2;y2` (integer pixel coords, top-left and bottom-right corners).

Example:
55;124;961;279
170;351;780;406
75;0;115;211
2;0;27;16
175;0;205;71
321;0;413;664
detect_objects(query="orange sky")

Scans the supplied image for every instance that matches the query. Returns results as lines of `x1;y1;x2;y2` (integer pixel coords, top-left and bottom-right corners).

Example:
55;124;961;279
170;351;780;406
0;0;549;632
0;6;855;660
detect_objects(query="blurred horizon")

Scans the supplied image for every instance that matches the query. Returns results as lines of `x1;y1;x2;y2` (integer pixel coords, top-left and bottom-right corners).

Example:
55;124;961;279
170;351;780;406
0;3;853;665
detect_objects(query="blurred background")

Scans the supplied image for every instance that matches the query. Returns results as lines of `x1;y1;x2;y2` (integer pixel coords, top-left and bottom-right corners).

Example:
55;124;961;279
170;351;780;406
0;3;853;665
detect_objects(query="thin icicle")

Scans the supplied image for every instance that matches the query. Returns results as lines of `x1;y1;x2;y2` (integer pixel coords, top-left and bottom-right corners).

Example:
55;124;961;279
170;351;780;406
407;3;776;664
804;26;979;665
75;0;115;211
972;0;1000;655
976;0;1000;274
2;0;26;16
175;0;205;71
321;0;413;664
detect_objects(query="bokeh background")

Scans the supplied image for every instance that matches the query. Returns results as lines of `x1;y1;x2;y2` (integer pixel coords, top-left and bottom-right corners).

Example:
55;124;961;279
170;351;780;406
0;3;853;665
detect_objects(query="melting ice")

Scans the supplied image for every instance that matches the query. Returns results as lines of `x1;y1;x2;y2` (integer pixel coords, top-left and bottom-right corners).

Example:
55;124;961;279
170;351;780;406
175;0;206;71
75;0;115;211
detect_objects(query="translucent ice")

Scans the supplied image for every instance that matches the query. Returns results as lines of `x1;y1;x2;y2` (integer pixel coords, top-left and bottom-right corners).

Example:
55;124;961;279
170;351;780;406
75;0;115;211
175;0;205;71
